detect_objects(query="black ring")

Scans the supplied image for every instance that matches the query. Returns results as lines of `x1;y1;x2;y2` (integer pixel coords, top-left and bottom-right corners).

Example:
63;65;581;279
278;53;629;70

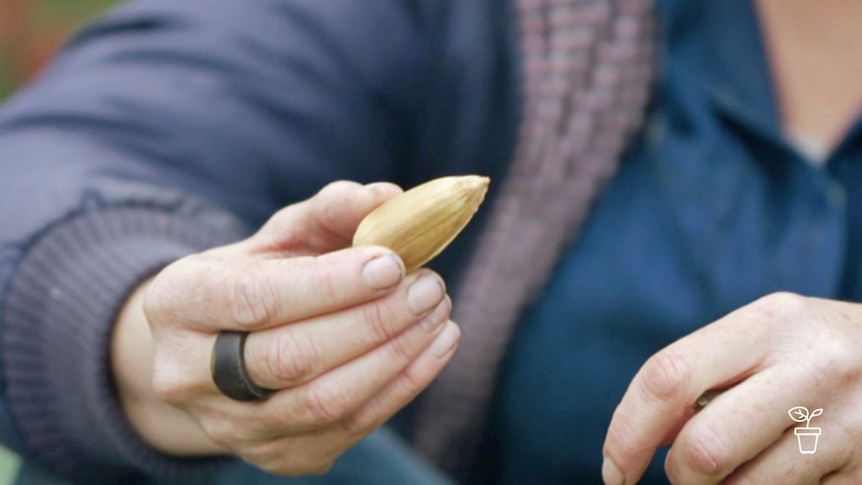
210;331;276;402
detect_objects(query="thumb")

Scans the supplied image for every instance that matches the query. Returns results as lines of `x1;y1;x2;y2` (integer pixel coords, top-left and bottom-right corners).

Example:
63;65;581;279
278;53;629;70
249;181;403;254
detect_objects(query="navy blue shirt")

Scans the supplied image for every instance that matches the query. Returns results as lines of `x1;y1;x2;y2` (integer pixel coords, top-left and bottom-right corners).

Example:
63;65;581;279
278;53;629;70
492;1;862;483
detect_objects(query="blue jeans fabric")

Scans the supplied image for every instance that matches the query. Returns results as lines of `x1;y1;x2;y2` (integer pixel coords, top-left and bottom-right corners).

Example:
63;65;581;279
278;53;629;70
15;428;453;485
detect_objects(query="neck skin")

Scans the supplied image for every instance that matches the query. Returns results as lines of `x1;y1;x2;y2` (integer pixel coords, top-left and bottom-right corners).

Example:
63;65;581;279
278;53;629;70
756;0;862;151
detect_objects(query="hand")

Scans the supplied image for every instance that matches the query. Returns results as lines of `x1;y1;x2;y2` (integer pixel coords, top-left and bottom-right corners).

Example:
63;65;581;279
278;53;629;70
111;181;460;475
602;292;862;484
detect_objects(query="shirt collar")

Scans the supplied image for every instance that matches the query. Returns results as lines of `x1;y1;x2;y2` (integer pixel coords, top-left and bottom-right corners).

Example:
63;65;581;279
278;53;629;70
658;0;781;138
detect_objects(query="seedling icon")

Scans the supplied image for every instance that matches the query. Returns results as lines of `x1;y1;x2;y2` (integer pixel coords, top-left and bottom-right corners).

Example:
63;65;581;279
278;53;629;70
788;406;822;454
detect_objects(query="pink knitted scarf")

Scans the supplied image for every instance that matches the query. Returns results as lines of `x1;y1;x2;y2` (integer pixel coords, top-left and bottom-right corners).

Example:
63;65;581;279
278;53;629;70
412;0;655;478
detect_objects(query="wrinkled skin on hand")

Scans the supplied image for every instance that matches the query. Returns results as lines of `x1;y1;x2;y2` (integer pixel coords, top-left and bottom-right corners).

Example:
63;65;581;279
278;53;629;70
125;181;460;475
603;293;862;485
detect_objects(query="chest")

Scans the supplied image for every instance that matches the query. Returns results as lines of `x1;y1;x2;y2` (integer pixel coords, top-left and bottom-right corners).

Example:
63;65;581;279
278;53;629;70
490;22;862;475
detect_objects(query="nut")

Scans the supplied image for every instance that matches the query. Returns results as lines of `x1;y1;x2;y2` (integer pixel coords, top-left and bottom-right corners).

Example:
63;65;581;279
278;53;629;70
353;175;490;273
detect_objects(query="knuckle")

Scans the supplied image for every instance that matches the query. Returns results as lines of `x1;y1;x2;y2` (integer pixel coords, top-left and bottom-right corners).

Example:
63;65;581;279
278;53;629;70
361;300;400;344
255;207;303;244
303;382;352;426
249;440;339;476
229;262;279;329
264;205;295;229
315;258;348;307
396;363;426;396
244;440;293;473
387;332;417;365
809;340;858;385
143;266;187;324
750;291;808;327
266;331;320;385
318;180;359;199
604;412;642;465
311;181;362;232
198;414;237;449
638;351;692;403
151;363;191;405
142;282;168;322
674;423;731;478
338;411;373;437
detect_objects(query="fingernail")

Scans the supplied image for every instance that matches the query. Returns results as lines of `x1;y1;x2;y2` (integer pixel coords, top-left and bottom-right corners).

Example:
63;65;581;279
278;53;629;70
407;274;445;315
362;254;403;290
419;296;451;332
602;458;625;485
431;322;460;358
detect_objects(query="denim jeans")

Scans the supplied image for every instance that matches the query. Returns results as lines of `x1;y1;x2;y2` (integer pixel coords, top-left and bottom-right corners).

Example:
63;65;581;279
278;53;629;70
15;427;453;485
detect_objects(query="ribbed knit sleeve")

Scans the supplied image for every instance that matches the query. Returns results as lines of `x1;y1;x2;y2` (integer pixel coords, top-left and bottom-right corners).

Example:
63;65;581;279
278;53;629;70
2;208;242;482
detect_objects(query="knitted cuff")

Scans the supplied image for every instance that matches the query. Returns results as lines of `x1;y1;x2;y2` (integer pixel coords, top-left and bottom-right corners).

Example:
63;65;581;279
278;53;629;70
2;207;241;482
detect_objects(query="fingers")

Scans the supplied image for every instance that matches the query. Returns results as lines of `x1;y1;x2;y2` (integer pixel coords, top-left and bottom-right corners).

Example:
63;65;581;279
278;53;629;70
663;367;808;483
225;323;459;475
191;317;457;462
261;318;458;433
337;321;460;433
604;293;862;484
664;339;859;484
722;425;849;485
602;298;782;484
149;245;409;332
603;337;761;483
243;270;448;389
251;181;403;254
152;269;447;403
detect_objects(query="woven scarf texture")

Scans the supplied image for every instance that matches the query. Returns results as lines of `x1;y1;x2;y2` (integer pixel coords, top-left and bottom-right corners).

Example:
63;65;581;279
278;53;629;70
412;0;655;479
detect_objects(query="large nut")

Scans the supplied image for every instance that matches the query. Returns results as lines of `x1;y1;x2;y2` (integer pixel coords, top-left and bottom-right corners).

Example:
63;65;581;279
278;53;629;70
353;175;490;273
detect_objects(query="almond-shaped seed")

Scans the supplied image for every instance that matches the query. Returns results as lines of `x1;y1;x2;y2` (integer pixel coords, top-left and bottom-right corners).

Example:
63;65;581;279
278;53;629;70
353;175;490;273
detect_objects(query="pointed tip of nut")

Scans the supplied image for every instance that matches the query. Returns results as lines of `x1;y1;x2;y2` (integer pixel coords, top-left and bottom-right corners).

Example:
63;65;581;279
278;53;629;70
445;175;489;209
453;174;489;190
463;175;490;189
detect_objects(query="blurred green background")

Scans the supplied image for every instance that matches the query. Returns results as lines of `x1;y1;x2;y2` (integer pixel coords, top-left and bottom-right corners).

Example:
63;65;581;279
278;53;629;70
2;2;118;481
1;0;116;98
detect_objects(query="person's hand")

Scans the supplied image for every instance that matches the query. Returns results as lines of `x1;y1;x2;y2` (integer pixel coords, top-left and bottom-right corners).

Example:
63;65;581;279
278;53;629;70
111;181;460;475
602;292;862;484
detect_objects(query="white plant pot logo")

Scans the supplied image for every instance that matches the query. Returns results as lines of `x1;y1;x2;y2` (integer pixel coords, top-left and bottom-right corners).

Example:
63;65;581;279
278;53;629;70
788;406;823;454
